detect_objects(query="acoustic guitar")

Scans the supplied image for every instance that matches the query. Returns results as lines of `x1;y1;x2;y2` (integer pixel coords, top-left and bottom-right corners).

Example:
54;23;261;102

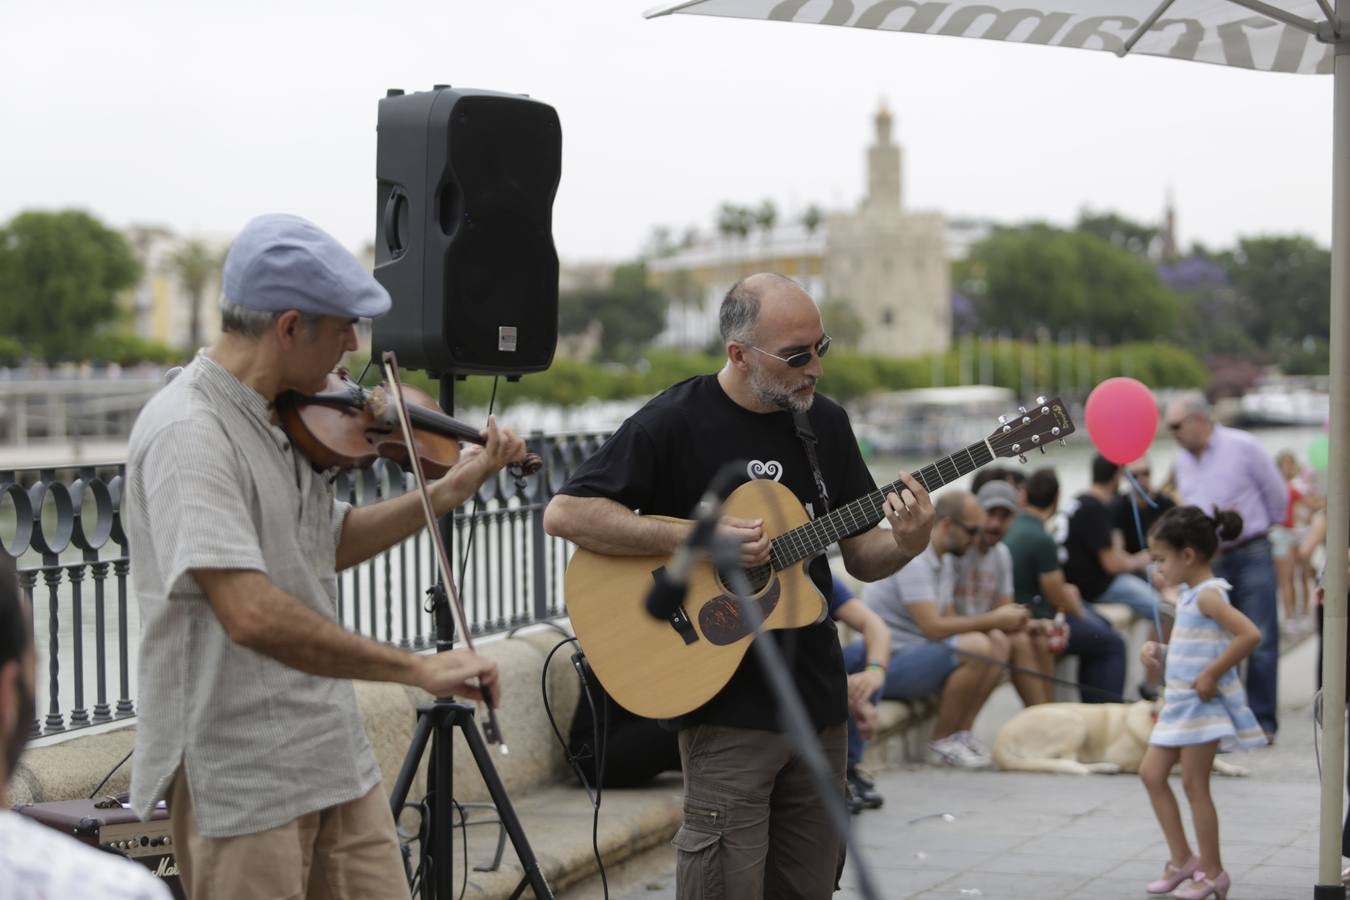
563;397;1076;719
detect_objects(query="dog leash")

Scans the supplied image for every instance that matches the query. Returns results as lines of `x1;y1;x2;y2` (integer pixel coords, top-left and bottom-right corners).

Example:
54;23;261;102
882;618;1131;703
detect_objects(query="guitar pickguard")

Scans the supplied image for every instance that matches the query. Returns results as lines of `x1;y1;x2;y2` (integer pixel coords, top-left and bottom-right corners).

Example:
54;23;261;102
697;578;781;645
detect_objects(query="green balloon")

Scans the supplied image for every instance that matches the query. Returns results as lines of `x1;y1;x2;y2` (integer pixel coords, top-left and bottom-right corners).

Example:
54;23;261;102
1308;435;1330;471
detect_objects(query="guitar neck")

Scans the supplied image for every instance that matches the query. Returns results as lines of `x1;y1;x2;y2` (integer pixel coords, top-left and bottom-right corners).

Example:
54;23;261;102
768;438;996;571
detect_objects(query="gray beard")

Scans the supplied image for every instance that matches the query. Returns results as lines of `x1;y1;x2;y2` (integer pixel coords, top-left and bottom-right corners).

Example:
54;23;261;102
748;365;816;414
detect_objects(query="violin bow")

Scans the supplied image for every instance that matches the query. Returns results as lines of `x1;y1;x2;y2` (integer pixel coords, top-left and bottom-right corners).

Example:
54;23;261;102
380;351;507;753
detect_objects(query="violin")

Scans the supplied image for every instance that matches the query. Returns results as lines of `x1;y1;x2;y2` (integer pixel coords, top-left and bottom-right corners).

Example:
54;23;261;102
279;356;526;751
276;370;542;479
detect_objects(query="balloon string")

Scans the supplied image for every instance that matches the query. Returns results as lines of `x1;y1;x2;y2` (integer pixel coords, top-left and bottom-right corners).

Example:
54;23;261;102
1124;468;1166;643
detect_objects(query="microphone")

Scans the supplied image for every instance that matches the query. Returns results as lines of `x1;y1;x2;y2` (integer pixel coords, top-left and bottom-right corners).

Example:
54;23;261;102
645;460;746;621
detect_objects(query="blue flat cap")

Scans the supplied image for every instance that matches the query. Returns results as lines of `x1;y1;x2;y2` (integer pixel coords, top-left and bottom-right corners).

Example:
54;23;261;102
222;213;391;319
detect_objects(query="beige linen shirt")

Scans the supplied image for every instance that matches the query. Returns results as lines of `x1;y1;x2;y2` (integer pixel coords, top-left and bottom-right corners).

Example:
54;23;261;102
126;353;380;837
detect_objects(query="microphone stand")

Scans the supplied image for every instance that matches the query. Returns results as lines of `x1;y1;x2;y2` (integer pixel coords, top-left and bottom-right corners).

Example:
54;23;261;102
711;534;883;900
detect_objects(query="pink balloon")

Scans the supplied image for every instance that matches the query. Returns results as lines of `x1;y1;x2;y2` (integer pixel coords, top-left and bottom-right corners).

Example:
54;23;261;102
1085;377;1159;465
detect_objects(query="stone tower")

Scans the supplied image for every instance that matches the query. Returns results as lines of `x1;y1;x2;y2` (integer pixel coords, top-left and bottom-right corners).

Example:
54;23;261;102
825;103;949;359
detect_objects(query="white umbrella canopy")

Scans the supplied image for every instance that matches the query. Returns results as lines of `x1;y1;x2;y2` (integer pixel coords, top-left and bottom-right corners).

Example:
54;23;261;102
649;0;1349;893
651;0;1335;73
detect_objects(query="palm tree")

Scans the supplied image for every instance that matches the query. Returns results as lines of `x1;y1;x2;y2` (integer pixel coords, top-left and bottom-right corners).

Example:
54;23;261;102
755;199;777;244
173;239;220;351
801;204;823;235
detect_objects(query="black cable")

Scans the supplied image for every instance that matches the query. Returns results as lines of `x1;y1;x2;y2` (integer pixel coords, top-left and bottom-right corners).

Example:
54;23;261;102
540;635;609;898
451;375;501;636
399;799;429;896
591;685;609;900
453;797;469;900
88;749;133;799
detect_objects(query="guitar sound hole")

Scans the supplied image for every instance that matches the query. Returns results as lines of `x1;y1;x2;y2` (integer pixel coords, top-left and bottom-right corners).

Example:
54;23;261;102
719;564;771;595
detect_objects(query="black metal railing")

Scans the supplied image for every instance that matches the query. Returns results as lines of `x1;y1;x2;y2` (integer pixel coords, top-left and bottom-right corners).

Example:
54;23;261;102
1;431;610;739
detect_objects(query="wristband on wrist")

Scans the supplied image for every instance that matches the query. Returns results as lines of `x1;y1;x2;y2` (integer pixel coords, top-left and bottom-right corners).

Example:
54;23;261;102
865;661;888;673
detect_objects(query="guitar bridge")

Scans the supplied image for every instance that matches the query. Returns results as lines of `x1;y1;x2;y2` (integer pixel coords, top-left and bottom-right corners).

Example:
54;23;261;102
667;604;698;645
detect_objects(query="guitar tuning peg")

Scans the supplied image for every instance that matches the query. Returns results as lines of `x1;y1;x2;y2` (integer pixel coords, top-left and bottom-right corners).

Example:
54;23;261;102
998;414;1007;425
1058;439;1067;447
1018;453;1028;464
1035;395;1047;406
1018;406;1027;414
1039;446;1046;454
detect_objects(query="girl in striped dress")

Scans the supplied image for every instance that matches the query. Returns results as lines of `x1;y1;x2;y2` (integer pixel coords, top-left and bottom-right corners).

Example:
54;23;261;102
1138;506;1265;900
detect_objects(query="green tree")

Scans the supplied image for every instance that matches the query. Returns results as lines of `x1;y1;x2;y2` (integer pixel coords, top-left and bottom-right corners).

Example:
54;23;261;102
818;298;864;347
716;203;753;241
1076;211;1158;258
1223;235;1329;345
801;204;823;234
173;239;220;352
754;199;777;237
0;210;141;362
958;223;1181;342
558;262;669;362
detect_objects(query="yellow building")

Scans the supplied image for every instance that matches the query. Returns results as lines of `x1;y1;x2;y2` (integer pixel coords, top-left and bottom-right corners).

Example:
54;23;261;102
647;103;949;358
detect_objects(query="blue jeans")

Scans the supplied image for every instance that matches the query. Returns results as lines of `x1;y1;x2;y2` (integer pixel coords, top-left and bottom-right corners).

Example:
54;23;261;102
1093;572;1162;625
1214;538;1279;735
1064;606;1126;703
841;638;959;769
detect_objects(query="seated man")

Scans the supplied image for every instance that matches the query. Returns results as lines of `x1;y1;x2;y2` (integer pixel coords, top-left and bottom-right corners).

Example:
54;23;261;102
1064;454;1160;623
859;490;1029;768
833;576;892;812
1004;468;1127;704
952;480;1054;706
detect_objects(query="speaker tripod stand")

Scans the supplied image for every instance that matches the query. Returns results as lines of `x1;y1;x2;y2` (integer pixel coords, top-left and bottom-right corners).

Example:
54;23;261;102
387;584;553;900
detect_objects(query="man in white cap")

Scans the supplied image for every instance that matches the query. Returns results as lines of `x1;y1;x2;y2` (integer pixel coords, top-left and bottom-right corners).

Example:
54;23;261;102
952;480;1054;706
125;214;524;899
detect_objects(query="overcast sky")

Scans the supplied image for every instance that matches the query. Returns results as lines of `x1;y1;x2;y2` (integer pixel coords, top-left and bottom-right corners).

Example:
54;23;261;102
0;1;1334;263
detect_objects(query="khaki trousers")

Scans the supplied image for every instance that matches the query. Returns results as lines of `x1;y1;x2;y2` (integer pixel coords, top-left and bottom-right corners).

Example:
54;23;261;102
674;722;847;900
167;768;409;900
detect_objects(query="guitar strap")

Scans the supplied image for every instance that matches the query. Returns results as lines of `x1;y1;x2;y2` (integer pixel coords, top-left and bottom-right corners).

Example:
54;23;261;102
791;410;830;516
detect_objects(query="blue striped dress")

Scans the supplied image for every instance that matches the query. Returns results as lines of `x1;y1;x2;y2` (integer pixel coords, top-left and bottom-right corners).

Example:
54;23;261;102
1151;578;1267;750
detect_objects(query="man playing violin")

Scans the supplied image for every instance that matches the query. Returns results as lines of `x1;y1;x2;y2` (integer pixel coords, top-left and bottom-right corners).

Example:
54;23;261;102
124;213;525;900
544;273;935;900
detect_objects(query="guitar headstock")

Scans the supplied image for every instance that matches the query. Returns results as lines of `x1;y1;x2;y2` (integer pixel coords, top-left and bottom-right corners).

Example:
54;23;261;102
987;396;1076;461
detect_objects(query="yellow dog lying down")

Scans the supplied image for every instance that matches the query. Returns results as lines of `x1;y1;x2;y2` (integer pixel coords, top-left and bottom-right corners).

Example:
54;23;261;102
992;700;1248;776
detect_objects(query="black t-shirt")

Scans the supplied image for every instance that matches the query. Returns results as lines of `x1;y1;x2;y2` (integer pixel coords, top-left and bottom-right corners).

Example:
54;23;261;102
559;374;877;732
1063;493;1115;602
1111;492;1176;555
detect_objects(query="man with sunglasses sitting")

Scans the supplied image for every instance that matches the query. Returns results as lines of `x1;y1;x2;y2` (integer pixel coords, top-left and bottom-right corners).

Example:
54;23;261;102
544;272;935;900
858;489;1030;768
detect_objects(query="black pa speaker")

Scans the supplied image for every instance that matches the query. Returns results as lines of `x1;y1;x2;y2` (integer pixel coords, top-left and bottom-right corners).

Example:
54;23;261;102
372;86;562;376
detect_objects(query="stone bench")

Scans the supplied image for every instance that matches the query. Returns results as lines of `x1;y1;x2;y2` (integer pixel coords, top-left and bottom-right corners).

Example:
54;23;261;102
11;629;681;899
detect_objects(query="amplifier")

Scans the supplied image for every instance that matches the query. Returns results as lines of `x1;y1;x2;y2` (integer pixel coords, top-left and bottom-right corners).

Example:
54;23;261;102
14;798;185;899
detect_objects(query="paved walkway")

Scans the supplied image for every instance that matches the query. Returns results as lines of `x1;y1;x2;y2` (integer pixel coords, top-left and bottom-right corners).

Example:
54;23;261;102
606;636;1337;900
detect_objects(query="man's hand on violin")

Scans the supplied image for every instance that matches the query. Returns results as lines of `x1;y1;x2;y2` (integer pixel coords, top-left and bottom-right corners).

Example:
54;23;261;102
416;648;500;704
433;416;527;510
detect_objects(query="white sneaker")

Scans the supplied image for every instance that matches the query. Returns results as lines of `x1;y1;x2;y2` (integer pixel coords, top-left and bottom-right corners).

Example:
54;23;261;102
927;734;991;769
954;730;992;764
